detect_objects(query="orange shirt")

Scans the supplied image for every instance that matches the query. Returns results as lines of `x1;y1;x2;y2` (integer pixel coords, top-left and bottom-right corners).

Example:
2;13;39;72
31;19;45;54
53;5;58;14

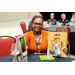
24;30;48;54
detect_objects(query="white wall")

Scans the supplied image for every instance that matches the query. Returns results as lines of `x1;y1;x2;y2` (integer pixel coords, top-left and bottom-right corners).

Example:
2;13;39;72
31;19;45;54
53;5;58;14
0;12;38;22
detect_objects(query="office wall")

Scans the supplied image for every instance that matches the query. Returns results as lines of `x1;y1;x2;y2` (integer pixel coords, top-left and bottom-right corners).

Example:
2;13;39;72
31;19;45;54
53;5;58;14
28;12;39;18
0;12;38;22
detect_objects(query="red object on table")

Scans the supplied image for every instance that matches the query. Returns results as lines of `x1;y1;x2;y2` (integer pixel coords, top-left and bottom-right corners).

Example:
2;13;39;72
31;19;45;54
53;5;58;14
56;28;70;46
0;36;16;57
20;22;27;34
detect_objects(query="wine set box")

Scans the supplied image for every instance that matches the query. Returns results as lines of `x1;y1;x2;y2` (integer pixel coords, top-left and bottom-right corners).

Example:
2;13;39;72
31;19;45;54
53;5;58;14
11;50;27;62
47;32;67;57
11;36;27;62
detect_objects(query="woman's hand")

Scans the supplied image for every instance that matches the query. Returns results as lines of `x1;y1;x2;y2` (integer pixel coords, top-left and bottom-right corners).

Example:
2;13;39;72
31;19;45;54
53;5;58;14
15;34;22;38
63;48;68;54
15;34;29;45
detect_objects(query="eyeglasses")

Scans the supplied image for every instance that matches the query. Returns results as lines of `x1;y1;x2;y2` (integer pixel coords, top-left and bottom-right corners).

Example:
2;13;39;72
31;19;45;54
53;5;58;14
33;22;43;26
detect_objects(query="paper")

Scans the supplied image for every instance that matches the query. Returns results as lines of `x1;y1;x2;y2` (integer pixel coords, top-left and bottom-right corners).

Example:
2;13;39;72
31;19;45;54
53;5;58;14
39;55;55;60
73;26;75;28
54;25;58;26
71;60;75;62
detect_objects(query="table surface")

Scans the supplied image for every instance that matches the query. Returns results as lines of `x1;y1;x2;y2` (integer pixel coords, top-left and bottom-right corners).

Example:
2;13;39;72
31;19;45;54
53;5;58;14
45;25;75;32
27;54;75;62
0;54;74;62
0;55;13;62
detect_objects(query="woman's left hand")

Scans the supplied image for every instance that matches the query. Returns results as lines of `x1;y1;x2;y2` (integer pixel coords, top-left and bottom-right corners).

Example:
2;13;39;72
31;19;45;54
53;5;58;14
63;48;68;54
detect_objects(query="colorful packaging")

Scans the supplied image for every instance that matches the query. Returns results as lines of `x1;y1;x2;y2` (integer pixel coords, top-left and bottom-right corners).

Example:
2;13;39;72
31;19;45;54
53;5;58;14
47;32;67;57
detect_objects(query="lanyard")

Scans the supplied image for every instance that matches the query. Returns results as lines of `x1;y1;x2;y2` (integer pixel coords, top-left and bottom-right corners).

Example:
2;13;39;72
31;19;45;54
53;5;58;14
33;31;41;53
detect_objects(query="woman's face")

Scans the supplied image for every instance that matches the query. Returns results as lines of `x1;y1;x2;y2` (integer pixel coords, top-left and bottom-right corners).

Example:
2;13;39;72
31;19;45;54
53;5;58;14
32;18;43;33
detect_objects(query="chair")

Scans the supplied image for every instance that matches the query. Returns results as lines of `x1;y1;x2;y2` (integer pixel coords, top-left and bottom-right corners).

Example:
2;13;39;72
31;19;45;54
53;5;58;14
0;36;16;57
56;27;70;57
30;26;33;31
20;22;27;34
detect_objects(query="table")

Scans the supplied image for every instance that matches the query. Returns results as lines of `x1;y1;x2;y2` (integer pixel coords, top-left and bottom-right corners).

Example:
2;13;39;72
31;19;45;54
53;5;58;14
27;54;75;62
45;25;75;55
0;55;13;62
45;25;75;32
0;55;75;62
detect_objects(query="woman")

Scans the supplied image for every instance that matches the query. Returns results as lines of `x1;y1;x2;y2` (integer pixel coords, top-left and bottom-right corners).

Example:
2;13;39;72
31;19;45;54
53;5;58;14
23;15;68;54
27;13;42;32
27;12;50;31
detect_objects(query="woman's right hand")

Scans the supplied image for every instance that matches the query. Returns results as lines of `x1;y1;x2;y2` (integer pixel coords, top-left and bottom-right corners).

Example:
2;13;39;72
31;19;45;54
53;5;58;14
15;34;22;38
15;34;29;46
15;34;29;50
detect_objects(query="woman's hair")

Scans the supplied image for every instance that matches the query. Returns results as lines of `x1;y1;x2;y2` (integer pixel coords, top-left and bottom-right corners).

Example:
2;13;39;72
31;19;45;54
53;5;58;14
32;15;44;23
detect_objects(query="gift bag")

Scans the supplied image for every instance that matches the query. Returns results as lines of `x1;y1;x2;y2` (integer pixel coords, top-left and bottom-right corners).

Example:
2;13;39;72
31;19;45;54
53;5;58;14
47;31;67;57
